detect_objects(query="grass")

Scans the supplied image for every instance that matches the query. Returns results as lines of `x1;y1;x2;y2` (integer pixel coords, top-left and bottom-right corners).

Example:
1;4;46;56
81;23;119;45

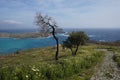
102;45;120;67
111;47;120;67
0;45;105;80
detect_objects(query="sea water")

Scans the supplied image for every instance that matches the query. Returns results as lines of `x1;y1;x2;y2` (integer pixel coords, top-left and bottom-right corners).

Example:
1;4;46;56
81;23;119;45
0;34;67;55
64;28;120;42
0;28;120;55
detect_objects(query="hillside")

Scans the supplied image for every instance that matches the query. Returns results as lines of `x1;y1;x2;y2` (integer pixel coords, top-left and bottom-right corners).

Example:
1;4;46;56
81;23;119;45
0;45;120;80
0;45;105;80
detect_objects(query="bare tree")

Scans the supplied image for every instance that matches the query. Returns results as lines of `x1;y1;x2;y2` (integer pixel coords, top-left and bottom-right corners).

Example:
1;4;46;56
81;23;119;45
35;13;59;60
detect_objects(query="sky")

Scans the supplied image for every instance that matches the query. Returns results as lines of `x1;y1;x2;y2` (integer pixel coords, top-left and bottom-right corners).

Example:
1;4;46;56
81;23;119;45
0;0;120;29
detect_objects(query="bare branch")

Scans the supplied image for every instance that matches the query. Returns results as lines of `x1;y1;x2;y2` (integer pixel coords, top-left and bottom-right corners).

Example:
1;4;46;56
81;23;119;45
35;12;59;60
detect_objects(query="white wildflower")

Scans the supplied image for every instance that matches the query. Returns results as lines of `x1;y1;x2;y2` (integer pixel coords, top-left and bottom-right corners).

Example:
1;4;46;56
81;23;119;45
26;75;28;78
31;66;39;72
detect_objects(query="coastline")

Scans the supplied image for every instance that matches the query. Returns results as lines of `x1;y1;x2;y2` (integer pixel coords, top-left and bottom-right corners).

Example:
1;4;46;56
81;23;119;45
0;32;51;38
0;32;68;39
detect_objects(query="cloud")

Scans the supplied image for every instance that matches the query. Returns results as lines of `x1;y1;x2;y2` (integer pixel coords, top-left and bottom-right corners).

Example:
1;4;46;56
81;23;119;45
0;0;120;29
3;20;23;25
0;20;23;29
34;0;120;28
45;0;120;28
0;19;37;29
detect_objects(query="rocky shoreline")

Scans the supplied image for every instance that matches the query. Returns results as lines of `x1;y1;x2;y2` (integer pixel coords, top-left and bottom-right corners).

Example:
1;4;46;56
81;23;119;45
0;28;65;38
0;32;51;38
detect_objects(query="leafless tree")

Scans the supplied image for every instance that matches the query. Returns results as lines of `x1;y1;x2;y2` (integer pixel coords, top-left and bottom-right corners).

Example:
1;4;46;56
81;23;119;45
35;13;59;60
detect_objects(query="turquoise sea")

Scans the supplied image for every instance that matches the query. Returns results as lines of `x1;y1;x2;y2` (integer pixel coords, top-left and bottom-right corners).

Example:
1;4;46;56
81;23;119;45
0;34;67;55
0;28;120;55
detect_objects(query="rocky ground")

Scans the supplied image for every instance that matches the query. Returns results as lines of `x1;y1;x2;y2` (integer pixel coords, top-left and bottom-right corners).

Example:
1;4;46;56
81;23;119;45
91;49;120;80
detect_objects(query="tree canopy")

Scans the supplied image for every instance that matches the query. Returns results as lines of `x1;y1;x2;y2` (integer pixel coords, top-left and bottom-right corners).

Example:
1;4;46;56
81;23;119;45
63;31;89;55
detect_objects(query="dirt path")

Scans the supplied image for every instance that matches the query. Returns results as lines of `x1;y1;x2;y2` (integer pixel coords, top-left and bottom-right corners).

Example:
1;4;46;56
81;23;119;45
91;50;120;80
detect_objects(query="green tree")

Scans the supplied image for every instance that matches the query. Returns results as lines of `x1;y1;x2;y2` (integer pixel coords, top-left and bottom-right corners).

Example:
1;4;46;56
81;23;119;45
35;13;59;60
63;31;89;55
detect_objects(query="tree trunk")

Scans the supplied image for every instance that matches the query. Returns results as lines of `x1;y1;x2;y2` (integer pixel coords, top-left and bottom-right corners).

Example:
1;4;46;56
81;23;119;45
51;26;59;60
74;45;79;55
55;38;59;60
70;48;74;56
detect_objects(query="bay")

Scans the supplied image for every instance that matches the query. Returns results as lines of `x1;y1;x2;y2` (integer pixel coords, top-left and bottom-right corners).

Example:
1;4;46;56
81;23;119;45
0;28;120;55
0;34;67;55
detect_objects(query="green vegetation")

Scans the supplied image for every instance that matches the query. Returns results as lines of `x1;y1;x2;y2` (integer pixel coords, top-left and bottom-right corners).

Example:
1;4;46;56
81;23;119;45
63;31;89;56
92;40;120;68
0;45;104;80
92;43;120;67
111;47;120;67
